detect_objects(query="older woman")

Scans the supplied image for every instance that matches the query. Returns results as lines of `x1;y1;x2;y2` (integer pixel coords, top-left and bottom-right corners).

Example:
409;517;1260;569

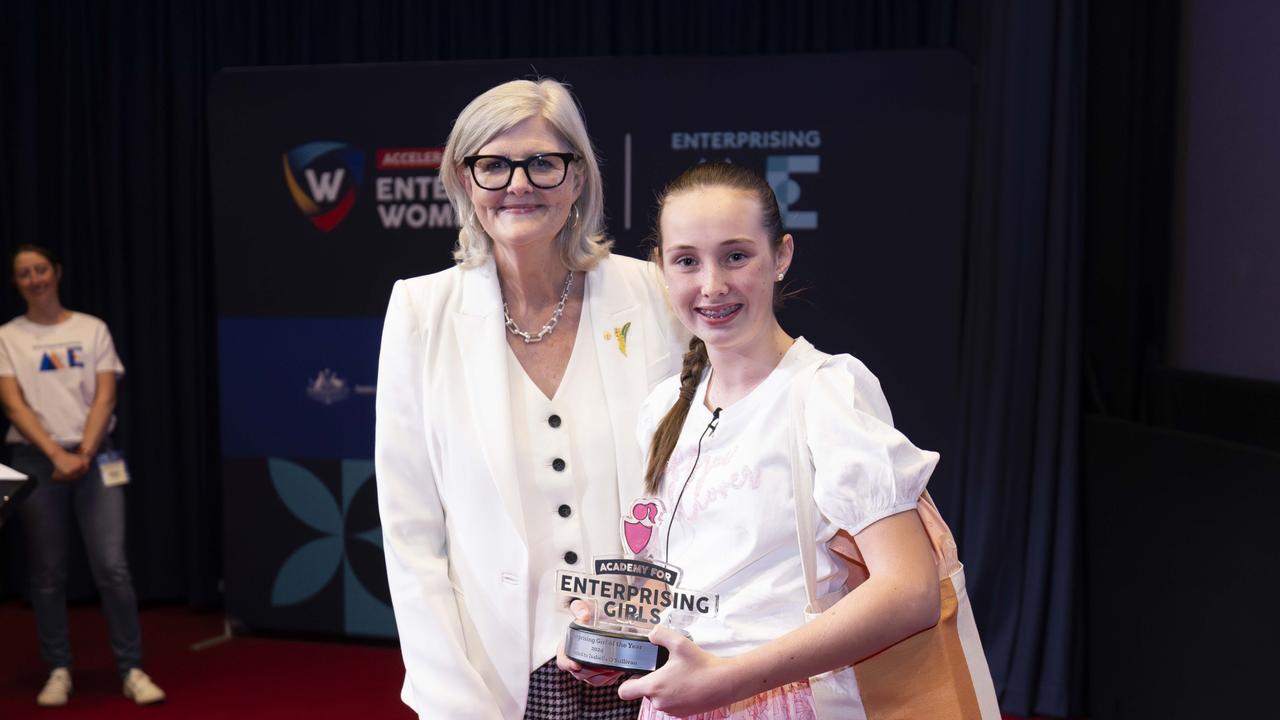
375;79;686;719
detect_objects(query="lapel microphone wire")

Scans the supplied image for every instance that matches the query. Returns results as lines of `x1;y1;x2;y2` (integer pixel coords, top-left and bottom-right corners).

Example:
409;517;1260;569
664;407;722;565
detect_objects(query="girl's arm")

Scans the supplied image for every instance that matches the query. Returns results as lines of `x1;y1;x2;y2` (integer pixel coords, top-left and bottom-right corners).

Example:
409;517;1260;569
618;508;940;717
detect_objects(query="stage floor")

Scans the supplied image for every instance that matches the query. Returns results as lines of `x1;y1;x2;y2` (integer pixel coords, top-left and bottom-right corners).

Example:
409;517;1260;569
0;601;413;719
0;600;1064;719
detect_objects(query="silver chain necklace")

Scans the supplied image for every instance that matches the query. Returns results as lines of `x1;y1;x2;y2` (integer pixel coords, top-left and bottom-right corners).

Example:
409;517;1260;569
503;271;574;344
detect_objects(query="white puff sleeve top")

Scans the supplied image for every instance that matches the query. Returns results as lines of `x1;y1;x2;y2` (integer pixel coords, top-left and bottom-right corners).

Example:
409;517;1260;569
636;338;938;656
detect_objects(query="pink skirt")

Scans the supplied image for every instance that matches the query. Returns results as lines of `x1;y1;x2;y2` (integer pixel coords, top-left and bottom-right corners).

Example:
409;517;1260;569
638;679;816;720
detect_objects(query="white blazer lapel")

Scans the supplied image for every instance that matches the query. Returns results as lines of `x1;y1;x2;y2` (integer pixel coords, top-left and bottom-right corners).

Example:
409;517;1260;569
585;258;650;510
452;258;527;543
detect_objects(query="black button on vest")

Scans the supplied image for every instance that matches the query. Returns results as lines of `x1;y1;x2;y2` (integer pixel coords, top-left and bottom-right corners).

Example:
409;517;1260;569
558;504;572;518
552;458;566;472
563;551;578;565
548;414;562;428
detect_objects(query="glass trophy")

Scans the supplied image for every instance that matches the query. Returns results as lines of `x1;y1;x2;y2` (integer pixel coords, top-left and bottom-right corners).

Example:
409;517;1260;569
558;498;718;673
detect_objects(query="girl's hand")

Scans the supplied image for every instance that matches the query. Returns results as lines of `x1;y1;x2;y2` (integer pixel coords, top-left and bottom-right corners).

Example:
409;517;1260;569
50;448;88;482
618;626;742;716
556;600;626;687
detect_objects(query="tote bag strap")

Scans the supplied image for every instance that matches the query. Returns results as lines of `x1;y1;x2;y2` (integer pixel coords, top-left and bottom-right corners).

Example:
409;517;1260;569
789;360;825;609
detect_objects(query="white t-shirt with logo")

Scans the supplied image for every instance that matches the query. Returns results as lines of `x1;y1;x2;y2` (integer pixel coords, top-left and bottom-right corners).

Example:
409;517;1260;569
635;337;938;657
0;312;125;445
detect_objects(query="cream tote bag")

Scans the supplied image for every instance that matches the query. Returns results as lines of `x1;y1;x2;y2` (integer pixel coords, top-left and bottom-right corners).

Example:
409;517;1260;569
788;360;1001;720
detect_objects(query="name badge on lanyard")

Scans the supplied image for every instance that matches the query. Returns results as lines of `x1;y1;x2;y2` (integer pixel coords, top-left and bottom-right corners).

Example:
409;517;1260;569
96;450;130;487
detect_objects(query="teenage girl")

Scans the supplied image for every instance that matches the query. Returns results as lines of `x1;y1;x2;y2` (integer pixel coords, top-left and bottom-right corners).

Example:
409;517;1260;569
560;162;944;718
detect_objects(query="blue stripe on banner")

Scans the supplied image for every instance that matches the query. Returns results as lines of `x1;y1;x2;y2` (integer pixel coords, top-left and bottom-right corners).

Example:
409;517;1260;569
218;317;382;459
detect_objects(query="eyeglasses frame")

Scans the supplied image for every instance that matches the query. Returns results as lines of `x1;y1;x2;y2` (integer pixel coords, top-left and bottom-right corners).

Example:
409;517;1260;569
462;152;581;191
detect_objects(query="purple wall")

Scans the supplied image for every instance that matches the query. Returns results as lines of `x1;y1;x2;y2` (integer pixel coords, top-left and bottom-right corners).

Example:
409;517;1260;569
1177;1;1280;382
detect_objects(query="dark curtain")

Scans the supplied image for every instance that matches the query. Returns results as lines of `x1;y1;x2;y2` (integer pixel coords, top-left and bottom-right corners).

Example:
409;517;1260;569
0;1;1088;715
1083;1;1181;421
0;0;224;604
947;1;1086;717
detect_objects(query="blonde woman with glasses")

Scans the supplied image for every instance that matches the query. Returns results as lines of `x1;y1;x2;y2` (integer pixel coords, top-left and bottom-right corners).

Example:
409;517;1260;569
375;78;686;720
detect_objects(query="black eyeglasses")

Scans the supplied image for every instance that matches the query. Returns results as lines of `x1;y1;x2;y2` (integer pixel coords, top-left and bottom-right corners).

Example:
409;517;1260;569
462;152;579;190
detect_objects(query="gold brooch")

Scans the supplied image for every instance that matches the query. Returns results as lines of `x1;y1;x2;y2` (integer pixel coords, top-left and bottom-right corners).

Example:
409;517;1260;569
613;322;631;356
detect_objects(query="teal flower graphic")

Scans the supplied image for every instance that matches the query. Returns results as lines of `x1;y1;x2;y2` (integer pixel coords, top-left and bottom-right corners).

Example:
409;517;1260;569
267;458;395;637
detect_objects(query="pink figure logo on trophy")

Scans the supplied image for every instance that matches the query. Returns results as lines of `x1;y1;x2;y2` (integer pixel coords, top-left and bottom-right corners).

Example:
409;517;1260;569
623;500;660;555
559;498;719;673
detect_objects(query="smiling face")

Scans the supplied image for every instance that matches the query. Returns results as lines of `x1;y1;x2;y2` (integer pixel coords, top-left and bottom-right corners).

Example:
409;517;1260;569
659;186;793;354
462;115;583;256
13;250;61;309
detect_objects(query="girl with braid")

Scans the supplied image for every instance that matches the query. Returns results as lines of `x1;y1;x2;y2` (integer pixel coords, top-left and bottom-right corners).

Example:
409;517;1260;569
560;162;966;719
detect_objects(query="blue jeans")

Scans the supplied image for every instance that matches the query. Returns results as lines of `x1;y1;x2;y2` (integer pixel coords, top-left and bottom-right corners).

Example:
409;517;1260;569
11;443;142;676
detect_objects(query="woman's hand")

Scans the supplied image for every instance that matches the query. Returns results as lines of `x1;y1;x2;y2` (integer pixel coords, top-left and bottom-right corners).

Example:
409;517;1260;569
50;447;89;481
618;626;742;717
555;600;626;687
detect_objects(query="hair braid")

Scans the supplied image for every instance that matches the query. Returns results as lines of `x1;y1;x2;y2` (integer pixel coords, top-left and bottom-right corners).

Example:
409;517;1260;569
644;337;708;494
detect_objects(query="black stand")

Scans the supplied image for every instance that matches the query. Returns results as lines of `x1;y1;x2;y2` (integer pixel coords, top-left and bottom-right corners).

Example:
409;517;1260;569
0;476;34;529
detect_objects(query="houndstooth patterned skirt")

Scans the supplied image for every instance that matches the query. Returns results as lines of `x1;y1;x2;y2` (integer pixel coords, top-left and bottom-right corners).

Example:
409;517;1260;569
524;658;642;720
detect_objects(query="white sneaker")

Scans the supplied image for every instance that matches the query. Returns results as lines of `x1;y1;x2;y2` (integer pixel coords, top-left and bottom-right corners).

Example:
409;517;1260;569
36;667;72;707
122;668;166;705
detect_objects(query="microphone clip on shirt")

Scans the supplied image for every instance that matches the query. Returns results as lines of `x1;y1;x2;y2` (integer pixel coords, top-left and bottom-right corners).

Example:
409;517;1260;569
707;407;722;437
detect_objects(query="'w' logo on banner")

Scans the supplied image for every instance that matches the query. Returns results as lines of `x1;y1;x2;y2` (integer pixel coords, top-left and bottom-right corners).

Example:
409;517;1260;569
283;142;366;232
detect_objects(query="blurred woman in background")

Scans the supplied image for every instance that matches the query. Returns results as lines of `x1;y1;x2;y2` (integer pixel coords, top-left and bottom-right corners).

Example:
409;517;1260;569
0;244;165;707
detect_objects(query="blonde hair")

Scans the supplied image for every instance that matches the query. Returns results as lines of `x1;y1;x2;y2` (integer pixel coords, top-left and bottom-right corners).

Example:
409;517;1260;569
441;78;611;270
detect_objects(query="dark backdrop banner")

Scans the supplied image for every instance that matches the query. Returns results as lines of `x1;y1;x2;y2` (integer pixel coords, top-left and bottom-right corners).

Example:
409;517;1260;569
209;52;971;640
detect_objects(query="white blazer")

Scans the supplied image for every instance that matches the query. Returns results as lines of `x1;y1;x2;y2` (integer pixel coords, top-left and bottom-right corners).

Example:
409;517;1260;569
375;254;686;719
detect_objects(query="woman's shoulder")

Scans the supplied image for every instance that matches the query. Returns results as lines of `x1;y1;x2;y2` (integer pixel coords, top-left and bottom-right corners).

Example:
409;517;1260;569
593;253;662;291
0;318;24;346
639;374;683;432
645;372;682;407
0;312;109;336
601;252;650;273
397;263;464;293
592;253;687;352
68;311;109;328
388;264;471;311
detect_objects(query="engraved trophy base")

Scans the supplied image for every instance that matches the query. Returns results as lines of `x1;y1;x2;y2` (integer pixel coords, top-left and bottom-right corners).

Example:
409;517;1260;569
564;621;669;674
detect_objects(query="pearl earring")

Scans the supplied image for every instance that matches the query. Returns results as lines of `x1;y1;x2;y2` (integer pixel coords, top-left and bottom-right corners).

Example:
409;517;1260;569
776;273;784;282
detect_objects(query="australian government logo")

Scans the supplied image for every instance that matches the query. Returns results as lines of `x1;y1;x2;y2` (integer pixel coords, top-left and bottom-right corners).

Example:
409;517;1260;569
283;142;366;232
306;368;375;406
670;129;821;230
